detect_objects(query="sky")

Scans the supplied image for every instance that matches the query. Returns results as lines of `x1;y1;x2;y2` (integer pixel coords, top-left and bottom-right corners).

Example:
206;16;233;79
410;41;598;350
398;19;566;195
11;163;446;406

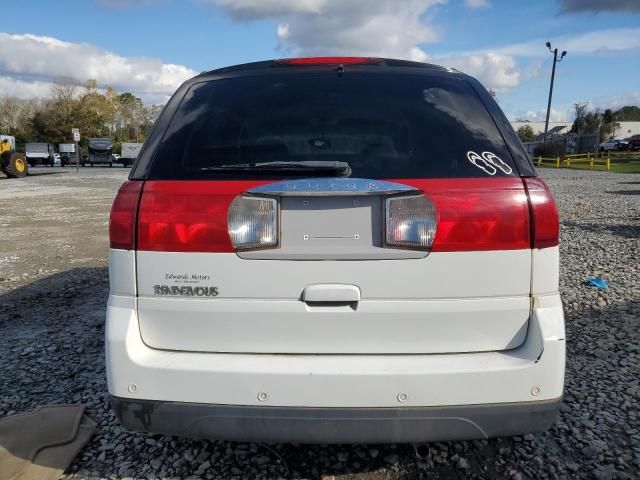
0;0;639;121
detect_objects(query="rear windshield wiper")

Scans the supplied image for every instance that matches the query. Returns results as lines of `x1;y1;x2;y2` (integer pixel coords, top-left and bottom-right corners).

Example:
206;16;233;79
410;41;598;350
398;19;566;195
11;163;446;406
200;161;352;177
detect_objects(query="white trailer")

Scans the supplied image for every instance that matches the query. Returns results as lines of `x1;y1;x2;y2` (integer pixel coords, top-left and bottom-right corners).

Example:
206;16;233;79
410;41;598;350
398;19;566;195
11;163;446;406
120;142;143;167
26;143;54;167
58;143;78;167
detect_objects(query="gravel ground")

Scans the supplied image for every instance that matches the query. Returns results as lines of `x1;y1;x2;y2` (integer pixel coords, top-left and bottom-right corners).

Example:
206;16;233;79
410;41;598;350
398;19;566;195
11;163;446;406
0;167;638;480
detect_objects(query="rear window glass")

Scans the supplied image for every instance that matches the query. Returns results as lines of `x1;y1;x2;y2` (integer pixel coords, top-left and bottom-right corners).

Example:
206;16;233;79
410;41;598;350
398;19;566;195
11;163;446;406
149;72;516;179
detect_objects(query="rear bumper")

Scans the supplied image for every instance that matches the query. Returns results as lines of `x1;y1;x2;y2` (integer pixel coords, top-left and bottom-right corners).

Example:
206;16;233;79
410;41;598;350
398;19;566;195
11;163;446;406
106;293;565;442
110;396;561;444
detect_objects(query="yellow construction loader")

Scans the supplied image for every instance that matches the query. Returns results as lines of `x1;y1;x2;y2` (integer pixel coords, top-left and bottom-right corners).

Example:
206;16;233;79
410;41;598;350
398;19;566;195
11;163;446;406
0;135;28;178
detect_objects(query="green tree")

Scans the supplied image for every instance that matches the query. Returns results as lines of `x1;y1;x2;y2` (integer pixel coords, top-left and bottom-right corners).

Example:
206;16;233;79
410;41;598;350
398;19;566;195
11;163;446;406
613;106;640;121
117;92;146;142
75;79;118;141
4;77;162;147
31;102;64;143
600;108;620;140
517;124;536;142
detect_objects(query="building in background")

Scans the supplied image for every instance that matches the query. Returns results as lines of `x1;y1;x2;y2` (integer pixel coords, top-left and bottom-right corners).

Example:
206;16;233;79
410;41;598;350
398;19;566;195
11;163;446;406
510;121;640;157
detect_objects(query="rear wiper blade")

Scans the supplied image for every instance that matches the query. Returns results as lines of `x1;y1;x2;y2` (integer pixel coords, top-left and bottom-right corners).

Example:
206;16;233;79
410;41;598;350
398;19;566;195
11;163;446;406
201;161;352;176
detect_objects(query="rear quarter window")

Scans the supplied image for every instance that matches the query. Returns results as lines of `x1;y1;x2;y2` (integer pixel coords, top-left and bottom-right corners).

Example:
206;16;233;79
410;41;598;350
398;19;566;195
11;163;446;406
148;72;517;179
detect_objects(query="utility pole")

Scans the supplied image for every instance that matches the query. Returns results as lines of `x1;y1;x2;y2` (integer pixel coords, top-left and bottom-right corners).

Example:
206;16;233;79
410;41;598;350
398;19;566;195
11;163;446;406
543;42;567;142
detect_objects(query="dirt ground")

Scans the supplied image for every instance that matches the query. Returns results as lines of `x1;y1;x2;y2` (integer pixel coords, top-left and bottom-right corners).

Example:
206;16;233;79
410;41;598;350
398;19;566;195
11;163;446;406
0;167;128;294
1;167;638;480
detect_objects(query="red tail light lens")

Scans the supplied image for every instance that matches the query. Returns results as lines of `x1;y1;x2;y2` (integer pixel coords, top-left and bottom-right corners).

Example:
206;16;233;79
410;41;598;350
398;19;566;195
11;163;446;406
276;57;382;65
109;180;143;250
524;178;559;248
137;181;269;252
132;178;554;254
397;178;531;252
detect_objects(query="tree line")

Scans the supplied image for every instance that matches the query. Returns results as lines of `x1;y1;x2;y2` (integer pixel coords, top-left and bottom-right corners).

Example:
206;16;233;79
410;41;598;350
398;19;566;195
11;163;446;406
0;79;163;153
516;105;640;143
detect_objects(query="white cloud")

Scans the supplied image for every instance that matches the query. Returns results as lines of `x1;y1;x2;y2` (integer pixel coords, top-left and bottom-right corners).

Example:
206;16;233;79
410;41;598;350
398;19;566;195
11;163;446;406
522;108;568;122
0;76;55;99
208;0;445;61
476;27;640;57
465;0;489;8
433;26;640;92
207;0;521;92
214;0;326;18
0;33;197;101
590;92;640;111
440;52;520;91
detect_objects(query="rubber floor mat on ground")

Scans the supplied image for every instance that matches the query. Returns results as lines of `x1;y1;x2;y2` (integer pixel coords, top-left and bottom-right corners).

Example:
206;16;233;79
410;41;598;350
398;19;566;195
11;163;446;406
0;405;95;480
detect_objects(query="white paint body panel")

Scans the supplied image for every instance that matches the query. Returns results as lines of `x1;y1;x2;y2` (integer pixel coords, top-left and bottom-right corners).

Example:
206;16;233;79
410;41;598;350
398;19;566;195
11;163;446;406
106;293;565;408
532;247;560;295
106;245;563;406
108;249;136;296
134;249;533;354
137;296;530;353
136;249;531;299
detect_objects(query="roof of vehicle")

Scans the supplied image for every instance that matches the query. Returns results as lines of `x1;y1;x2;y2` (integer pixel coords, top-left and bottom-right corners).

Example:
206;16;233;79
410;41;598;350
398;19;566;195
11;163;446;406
197;57;458;78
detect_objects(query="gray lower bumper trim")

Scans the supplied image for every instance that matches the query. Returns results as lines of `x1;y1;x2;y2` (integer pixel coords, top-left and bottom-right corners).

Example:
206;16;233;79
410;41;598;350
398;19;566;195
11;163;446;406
111;396;561;444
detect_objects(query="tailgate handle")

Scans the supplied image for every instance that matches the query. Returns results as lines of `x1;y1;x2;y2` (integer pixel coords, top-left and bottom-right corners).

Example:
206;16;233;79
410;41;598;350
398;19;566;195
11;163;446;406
302;284;360;303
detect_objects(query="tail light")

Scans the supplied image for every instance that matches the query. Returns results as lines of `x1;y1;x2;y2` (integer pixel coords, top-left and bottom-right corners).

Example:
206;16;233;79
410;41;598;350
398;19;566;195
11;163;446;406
524;178;559;248
276;57;382;65
385;194;437;250
136;181;269;253
131;178;555;254
109;180;143;249
228;195;278;250
398;178;532;252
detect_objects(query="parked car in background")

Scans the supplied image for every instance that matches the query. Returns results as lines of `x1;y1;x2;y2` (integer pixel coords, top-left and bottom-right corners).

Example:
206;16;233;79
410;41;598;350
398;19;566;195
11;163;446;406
628;135;640;151
120;142;143;167
615;139;629;151
107;57;565;444
599;138;628;152
26;143;54;166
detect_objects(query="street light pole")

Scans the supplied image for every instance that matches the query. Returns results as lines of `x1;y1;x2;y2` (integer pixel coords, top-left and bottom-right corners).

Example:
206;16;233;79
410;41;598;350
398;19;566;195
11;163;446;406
543;42;567;142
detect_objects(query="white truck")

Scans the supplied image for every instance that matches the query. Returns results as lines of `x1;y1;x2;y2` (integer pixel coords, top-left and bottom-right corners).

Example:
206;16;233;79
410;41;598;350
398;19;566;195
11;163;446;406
120;142;143;167
26;143;54;167
58;143;78;167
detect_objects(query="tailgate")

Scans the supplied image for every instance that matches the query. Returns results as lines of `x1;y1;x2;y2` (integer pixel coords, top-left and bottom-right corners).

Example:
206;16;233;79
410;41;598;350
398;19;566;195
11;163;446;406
135;178;532;354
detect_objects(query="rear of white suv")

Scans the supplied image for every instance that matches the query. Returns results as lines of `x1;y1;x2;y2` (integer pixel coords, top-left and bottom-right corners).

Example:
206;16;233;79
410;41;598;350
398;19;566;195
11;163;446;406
107;57;565;443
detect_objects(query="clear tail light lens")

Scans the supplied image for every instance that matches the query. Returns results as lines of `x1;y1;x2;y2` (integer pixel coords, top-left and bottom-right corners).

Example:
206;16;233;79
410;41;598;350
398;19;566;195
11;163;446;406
228;195;279;250
385;194;437;250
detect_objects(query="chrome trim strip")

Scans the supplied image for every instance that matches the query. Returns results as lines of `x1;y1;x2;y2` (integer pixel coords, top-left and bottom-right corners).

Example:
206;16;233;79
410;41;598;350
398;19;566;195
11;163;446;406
248;178;418;196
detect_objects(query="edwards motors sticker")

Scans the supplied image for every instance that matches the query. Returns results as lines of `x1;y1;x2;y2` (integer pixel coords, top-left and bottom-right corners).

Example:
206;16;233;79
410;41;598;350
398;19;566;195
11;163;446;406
153;272;219;297
467;151;513;176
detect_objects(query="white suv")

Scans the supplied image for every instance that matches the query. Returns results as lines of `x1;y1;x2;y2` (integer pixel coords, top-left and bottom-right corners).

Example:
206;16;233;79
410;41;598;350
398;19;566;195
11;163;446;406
107;57;565;443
